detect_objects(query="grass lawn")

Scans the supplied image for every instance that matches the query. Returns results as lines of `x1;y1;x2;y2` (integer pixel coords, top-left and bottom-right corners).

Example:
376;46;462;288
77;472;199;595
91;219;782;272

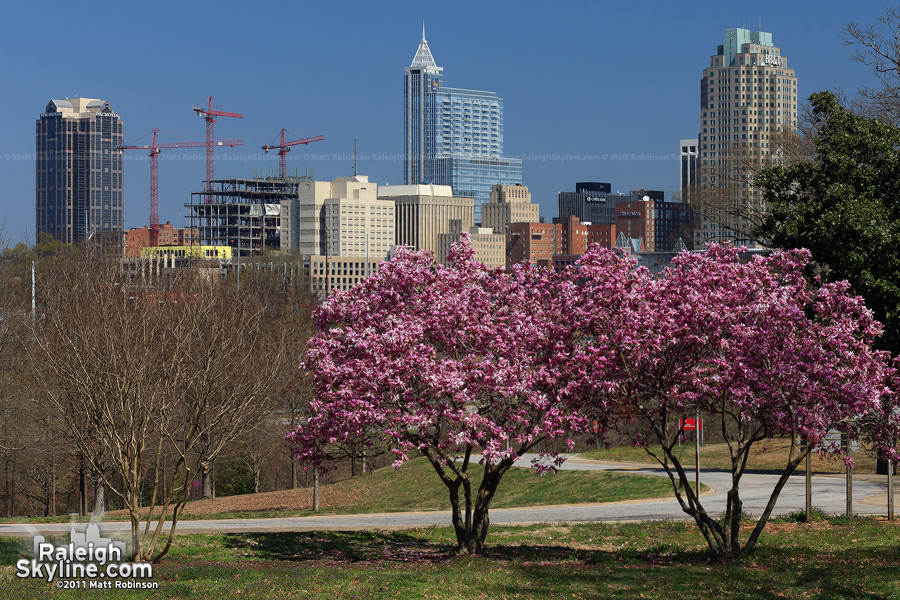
580;438;880;474
0;516;898;598
0;457;686;524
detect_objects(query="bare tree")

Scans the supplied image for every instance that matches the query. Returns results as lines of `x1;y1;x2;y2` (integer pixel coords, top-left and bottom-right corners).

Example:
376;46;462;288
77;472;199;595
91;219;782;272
845;7;900;126
29;249;289;561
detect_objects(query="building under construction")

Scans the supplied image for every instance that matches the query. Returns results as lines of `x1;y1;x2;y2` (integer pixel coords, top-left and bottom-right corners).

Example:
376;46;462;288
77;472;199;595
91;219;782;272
186;173;312;256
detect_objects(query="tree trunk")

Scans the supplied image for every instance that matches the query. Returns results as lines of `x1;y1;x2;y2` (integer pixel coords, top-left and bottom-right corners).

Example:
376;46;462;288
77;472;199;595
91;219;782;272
201;463;213;500
93;479;105;517
79;459;87;517
290;452;298;490
5;460;12;518
50;454;56;517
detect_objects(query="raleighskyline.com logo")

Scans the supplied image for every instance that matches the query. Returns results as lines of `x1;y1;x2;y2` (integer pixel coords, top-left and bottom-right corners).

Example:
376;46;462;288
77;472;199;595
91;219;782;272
16;523;157;589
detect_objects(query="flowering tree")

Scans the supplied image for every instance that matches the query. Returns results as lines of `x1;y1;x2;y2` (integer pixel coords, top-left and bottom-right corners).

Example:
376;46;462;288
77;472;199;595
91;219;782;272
566;243;894;555
289;236;586;554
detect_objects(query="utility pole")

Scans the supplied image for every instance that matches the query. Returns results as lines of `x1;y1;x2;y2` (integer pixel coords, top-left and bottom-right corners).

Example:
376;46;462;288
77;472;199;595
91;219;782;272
695;409;700;495
845;434;853;519
889;460;895;521
805;445;812;520
31;261;36;329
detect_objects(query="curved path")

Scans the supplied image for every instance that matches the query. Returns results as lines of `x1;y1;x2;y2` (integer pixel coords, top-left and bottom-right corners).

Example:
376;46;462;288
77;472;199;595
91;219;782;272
0;454;891;537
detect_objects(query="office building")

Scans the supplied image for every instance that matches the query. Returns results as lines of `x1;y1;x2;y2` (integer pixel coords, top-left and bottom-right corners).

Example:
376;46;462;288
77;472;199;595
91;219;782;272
404;27;522;222
125;222;199;258
615;196;693;253
279;175;394;294
323;187;395;260
306;255;386;295
436;222;505;270
507;216;616;268
697;28;798;247
378;183;473;255
277;175;386;257
36;98;124;244
680;138;699;197
558;182;634;226
481;183;539;235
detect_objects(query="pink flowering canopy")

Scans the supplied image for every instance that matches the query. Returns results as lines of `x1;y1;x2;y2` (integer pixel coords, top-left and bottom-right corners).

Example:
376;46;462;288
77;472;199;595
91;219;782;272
289;235;587;554
564;242;894;554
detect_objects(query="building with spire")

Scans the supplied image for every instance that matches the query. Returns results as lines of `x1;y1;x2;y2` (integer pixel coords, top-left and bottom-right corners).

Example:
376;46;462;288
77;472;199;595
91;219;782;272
403;26;522;223
696;28;798;247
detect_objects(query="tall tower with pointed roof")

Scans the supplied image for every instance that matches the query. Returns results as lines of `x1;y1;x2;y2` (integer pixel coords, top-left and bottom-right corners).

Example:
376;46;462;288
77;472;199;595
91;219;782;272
403;25;443;187
403;27;521;223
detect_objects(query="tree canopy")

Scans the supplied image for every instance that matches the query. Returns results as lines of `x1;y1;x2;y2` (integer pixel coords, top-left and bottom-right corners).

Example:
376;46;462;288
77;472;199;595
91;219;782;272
292;236;897;556
757;90;900;354
291;236;586;555
565;243;893;554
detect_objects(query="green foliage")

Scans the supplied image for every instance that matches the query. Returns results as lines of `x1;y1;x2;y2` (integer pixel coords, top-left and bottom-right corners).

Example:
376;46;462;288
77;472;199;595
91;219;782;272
779;507;831;523
215;457;256;498
757;91;900;352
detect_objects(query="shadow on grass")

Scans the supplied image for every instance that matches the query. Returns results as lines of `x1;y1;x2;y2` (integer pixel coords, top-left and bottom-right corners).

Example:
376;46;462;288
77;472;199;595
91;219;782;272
0;537;27;566
224;530;457;564
222;529;719;567
216;527;900;599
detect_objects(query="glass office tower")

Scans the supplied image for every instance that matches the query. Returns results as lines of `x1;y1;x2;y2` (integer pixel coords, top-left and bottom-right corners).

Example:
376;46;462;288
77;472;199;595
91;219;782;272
36;98;124;243
404;27;521;223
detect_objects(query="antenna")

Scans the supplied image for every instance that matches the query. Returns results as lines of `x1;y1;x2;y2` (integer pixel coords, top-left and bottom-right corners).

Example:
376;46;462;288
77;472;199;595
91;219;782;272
353;138;358;176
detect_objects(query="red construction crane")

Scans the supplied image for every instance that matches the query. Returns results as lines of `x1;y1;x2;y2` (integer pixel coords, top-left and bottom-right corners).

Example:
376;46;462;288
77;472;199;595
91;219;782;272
193;95;243;193
118;129;242;247
262;129;325;179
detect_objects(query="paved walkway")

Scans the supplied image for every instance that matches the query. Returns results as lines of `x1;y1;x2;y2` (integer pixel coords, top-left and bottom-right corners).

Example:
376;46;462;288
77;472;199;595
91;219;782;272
0;454;891;537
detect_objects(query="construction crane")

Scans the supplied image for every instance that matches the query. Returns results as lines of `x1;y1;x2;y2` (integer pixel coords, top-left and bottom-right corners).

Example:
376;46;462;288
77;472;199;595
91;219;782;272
118;129;242;247
262;129;325;179
193;95;243;193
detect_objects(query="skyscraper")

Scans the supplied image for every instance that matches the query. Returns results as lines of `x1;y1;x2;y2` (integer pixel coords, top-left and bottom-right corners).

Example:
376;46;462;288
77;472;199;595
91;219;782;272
697;28;798;247
36;98;124;244
481;183;539;235
679;138;699;197
403;27;522;223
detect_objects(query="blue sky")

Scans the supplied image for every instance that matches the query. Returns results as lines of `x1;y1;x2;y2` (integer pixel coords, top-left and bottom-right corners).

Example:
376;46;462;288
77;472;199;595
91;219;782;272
0;0;886;243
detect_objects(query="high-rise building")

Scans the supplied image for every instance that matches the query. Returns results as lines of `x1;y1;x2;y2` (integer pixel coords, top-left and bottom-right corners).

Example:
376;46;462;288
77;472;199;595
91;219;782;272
378;183;474;255
323;183;395;260
278;175;383;257
558;182;635;226
403;27;522;223
697;28;798;247
36;98;124;244
679;138;699;197
481;183;539;235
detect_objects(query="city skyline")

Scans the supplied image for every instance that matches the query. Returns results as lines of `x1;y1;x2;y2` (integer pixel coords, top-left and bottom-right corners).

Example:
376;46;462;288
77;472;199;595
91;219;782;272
0;1;885;243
